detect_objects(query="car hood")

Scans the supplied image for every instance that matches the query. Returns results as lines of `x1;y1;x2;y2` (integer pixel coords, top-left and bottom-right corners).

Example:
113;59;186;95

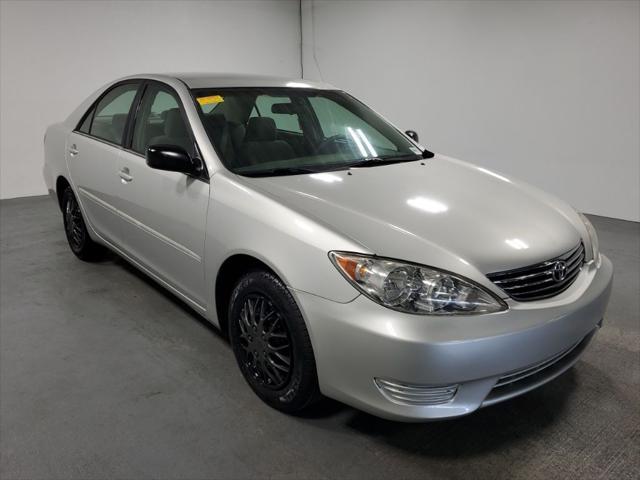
240;155;583;275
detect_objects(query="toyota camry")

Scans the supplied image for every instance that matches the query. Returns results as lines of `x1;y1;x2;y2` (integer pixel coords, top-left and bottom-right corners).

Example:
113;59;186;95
43;74;613;421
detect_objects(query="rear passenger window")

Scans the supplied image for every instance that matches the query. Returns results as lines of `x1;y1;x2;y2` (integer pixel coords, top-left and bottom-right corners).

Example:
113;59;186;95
89;84;138;144
131;85;191;155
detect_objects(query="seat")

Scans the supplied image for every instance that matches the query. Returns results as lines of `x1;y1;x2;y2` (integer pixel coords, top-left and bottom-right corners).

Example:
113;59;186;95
205;113;234;162
202;114;249;168
149;109;191;152
239;117;295;166
228;121;246;152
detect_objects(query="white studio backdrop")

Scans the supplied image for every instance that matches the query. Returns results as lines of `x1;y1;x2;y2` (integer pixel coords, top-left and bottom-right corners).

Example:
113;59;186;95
301;0;640;222
0;0;301;199
1;0;639;222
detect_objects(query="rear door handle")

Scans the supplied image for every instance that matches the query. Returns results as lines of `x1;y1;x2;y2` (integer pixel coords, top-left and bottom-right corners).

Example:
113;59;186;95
69;144;79;156
119;167;133;183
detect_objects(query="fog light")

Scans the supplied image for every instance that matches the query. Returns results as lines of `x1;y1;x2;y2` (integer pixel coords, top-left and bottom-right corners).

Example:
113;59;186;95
374;378;458;406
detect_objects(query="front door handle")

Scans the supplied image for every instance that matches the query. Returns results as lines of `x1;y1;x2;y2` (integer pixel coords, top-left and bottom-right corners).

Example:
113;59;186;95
119;167;133;183
69;144;79;156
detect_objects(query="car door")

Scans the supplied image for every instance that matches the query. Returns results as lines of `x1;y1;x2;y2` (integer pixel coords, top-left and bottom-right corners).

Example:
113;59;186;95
68;82;141;245
112;81;210;309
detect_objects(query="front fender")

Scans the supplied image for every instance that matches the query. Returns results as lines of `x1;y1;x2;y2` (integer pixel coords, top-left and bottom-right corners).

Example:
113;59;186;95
203;172;365;326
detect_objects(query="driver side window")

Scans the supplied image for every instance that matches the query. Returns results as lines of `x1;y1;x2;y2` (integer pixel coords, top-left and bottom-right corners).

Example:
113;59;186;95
131;84;192;155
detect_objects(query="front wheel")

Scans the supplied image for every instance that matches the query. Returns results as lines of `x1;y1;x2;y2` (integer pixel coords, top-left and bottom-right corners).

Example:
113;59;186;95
61;187;104;261
228;270;321;413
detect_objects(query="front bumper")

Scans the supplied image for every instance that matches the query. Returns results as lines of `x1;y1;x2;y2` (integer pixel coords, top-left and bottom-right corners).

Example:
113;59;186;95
293;255;613;421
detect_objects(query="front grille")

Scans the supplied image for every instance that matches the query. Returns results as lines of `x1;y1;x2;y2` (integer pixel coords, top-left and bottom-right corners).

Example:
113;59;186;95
482;329;596;407
487;242;585;301
374;378;458;406
493;339;581;388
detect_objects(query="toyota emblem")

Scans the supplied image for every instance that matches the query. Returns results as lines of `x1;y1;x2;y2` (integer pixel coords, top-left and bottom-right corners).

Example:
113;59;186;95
552;261;568;282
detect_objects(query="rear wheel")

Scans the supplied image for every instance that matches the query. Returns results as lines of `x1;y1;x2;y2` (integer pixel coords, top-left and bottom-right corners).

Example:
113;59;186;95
62;187;103;261
228;270;321;413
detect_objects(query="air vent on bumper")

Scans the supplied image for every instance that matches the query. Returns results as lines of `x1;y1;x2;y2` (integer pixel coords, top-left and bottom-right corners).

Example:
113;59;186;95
374;378;458;406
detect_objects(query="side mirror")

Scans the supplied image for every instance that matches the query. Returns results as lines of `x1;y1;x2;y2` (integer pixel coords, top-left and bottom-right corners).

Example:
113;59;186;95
146;144;200;175
405;130;419;142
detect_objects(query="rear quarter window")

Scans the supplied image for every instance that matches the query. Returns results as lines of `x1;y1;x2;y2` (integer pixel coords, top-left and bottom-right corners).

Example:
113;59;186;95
78;109;93;134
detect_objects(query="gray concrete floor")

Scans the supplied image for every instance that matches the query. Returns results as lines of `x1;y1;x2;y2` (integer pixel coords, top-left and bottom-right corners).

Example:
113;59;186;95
1;195;638;480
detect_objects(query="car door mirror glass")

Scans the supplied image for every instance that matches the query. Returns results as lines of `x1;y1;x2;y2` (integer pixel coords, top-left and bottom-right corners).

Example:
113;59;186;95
405;130;419;142
146;144;195;174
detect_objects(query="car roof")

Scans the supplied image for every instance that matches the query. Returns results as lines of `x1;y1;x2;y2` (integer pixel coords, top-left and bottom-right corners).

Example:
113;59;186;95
124;73;337;90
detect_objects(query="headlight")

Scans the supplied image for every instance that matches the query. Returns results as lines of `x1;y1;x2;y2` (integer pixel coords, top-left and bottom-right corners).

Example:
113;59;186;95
578;212;600;265
329;252;507;315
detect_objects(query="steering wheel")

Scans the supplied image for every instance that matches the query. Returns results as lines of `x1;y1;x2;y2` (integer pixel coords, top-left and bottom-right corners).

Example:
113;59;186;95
316;134;349;154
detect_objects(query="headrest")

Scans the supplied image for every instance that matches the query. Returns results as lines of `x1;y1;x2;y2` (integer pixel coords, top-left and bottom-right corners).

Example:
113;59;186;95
245;117;276;142
164;109;188;137
206;113;227;129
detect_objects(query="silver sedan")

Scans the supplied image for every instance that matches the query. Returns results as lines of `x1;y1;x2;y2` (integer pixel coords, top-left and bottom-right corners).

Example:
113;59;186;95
43;74;612;421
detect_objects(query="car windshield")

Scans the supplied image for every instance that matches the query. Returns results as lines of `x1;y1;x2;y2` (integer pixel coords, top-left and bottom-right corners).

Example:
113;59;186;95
191;87;424;177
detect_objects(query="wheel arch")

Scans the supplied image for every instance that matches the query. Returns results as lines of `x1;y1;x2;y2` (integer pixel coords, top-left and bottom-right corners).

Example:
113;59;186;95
55;176;71;211
215;253;283;336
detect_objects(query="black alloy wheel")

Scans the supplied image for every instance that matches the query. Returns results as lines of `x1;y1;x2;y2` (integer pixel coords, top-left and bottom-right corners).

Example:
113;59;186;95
64;192;85;252
61;187;103;261
237;294;292;389
229;270;321;413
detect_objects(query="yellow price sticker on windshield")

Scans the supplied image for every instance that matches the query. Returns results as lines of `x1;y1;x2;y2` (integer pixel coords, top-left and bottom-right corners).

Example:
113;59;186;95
197;95;224;106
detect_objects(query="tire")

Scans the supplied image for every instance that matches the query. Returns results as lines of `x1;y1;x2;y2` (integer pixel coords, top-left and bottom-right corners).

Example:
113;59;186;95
228;270;321;413
61;186;104;261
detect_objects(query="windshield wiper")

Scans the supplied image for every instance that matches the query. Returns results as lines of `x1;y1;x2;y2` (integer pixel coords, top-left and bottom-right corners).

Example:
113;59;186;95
240;149;436;177
241;166;325;177
345;155;420;168
345;149;435;169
